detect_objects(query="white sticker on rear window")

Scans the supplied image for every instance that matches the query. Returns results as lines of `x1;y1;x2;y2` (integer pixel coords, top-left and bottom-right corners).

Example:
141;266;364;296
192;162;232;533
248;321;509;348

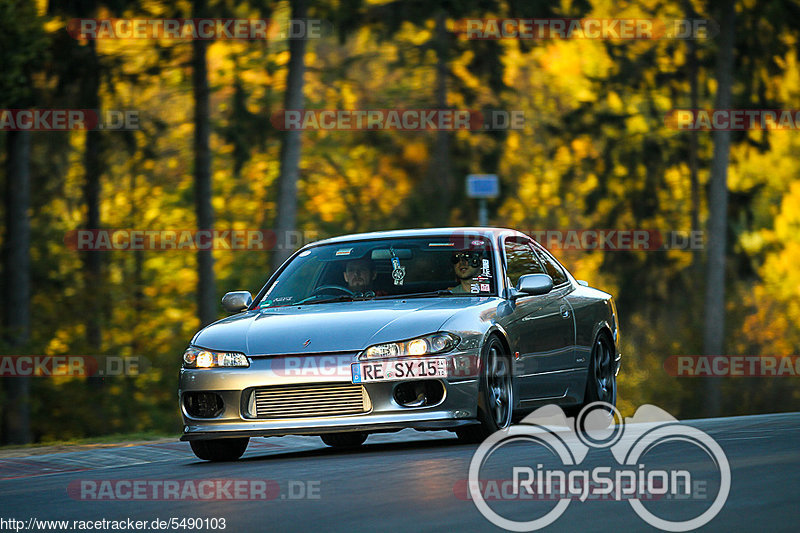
335;248;353;256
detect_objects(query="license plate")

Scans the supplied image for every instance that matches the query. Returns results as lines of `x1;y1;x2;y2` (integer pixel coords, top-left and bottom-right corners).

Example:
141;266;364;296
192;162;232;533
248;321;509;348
352;358;447;383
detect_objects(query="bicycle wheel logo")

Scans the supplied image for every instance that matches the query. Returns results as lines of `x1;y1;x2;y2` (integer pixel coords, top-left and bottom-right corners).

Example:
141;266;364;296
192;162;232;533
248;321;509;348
468;402;730;532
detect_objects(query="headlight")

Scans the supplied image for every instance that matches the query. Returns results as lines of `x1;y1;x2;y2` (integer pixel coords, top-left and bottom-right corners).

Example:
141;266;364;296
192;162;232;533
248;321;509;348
182;347;249;368
360;333;460;360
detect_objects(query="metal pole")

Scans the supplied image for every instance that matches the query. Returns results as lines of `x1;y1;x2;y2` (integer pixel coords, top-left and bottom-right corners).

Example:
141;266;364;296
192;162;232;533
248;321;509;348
478;198;488;227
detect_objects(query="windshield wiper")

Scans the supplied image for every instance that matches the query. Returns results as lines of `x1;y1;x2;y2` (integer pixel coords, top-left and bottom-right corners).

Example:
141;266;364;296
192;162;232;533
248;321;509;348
296;294;355;305
298;290;454;304
373;289;453;300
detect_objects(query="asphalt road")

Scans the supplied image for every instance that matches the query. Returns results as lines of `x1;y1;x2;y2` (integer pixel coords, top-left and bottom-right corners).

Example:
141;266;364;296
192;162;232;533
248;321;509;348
1;412;798;532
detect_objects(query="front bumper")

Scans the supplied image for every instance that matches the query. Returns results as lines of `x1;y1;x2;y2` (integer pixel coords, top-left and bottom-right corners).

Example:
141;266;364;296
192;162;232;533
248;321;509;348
178;352;481;441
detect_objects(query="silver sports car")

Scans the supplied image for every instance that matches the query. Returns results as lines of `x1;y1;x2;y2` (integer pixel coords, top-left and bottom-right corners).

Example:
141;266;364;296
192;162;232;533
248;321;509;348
179;228;620;461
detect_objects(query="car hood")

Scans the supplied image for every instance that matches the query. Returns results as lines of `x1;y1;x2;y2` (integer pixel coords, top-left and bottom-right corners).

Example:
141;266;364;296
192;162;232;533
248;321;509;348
191;298;495;356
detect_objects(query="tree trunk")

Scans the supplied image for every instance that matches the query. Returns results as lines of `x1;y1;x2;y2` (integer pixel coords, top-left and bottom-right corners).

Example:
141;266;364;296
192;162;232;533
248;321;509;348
431;11;452;226
271;0;308;272
83;39;103;354
80;38;107;437
685;0;701;271
703;0;735;417
192;0;217;326
1;130;33;444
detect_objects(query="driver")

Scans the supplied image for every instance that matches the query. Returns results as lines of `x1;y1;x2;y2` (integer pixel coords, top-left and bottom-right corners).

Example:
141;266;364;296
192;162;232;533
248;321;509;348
449;251;482;293
343;259;378;293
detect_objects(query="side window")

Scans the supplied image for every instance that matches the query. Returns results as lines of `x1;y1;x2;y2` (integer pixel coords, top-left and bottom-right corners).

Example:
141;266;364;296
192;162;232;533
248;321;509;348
504;239;546;287
261;255;323;307
535;248;568;286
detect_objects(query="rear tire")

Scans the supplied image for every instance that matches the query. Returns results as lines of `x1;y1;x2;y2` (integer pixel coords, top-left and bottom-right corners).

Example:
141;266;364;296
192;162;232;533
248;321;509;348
320;432;367;448
190;437;249;461
457;335;513;443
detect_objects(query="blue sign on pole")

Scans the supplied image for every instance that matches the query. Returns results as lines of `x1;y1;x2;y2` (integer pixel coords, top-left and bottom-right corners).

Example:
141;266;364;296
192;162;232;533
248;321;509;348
466;174;499;199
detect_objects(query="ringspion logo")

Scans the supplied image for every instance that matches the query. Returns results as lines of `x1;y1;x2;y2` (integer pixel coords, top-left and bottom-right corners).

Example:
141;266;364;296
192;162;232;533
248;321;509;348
468;403;730;531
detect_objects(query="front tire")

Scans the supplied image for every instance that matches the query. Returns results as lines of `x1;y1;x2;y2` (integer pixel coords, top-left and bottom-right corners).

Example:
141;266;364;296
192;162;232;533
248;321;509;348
457;335;513;443
584;333;617;407
320;432;367;448
190;437;249;462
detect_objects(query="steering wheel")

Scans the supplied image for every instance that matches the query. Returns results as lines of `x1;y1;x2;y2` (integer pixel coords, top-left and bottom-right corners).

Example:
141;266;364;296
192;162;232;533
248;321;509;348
308;285;354;298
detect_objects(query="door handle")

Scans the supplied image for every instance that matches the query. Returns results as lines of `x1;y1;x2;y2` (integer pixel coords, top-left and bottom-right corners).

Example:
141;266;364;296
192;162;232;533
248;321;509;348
560;305;570;318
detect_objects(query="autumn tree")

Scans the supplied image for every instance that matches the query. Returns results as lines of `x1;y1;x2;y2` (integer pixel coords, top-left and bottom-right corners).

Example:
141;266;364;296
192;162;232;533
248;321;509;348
0;0;48;444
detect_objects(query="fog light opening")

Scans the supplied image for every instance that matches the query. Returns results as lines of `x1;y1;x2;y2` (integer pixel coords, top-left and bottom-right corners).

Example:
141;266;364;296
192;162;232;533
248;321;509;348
393;380;444;408
184;392;224;418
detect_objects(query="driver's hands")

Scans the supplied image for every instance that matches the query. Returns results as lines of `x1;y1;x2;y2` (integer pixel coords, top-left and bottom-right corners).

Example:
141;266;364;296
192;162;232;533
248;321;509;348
353;291;376;299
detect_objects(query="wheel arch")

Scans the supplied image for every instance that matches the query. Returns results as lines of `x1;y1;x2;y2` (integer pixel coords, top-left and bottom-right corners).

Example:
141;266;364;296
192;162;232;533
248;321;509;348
481;324;518;412
484;324;512;356
591;319;618;356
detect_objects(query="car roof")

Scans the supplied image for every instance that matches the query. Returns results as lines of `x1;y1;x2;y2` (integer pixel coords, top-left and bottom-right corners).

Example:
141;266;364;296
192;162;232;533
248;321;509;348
305;227;527;248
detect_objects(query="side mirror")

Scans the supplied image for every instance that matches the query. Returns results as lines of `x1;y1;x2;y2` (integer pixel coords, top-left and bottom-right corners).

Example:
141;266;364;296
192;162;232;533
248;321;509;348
516;274;553;296
577;280;589;287
221;291;253;313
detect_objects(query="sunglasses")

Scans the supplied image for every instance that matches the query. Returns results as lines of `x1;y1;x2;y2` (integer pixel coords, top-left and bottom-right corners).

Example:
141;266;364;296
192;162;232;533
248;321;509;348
451;252;482;267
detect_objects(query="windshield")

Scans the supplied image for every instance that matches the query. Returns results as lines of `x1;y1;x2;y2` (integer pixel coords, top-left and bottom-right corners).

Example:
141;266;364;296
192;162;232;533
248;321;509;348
256;236;497;308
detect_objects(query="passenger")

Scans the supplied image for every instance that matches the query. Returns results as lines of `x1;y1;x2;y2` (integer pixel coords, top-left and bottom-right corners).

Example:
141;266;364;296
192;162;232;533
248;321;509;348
449;252;482;293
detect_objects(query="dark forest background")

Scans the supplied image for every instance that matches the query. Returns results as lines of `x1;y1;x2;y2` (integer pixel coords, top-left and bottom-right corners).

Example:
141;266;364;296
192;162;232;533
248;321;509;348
1;0;799;444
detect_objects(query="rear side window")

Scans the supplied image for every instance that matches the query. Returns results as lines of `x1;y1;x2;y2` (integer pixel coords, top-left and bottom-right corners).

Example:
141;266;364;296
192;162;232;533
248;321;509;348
504;238;546;287
535;248;568;286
